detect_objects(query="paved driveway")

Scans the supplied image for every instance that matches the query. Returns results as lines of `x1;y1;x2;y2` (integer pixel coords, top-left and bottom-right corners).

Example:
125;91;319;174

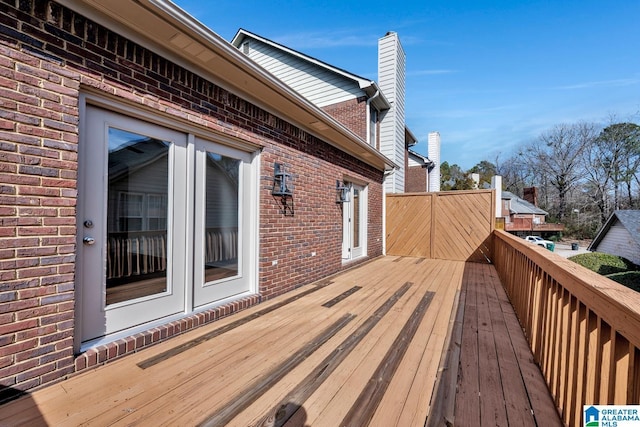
552;243;590;258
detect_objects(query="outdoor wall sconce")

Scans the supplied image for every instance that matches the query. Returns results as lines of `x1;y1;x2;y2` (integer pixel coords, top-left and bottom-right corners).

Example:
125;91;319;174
336;180;350;203
272;162;294;215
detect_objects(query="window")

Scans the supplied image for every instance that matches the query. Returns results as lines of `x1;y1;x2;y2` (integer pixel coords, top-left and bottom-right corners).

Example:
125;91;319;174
369;107;378;147
117;192;144;232
147;194;167;230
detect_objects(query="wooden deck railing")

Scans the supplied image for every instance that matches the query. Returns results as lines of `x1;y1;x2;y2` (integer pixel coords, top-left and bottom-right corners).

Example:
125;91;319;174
106;228;237;280
492;230;640;426
504;219;565;232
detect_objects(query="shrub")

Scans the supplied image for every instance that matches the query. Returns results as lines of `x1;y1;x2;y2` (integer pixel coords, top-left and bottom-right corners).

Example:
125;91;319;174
568;252;638;276
606;272;640;292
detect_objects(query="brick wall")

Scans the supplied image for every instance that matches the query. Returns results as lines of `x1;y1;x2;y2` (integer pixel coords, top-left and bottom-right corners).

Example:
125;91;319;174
0;0;384;395
322;97;368;140
406;165;428;193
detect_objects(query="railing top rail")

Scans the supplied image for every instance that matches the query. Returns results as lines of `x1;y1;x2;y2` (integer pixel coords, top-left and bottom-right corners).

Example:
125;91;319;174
493;229;640;347
387;189;494;198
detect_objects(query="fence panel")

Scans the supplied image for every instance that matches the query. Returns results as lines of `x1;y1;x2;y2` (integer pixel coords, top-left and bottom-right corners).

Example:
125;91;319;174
386;190;495;262
385;193;432;257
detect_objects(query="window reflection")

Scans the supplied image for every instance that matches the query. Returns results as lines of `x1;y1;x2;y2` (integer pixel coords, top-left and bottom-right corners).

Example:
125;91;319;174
106;128;170;305
203;152;240;282
353;188;360;247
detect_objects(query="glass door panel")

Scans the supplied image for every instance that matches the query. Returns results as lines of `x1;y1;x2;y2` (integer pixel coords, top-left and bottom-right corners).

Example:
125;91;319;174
79;105;187;343
342;183;367;260
352;188;361;249
204;152;240;282
193;138;252;307
106;128;170;305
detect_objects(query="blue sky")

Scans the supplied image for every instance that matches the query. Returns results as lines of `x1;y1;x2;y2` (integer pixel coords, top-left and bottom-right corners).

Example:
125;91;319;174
173;0;640;169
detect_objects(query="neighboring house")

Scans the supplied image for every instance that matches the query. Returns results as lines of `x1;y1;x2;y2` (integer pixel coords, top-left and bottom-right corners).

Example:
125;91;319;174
0;0;397;394
406;146;434;193
588;210;640;266
501;191;564;233
231;29;429;194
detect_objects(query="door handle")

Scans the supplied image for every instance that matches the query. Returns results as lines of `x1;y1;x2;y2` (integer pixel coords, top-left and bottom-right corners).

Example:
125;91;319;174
83;237;96;245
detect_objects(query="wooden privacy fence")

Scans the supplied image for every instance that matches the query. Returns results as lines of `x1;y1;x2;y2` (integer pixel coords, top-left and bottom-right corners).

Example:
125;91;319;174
385;190;495;262
493;230;640;426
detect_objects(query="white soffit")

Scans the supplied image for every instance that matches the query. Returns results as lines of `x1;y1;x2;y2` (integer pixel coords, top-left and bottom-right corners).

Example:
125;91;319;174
56;0;397;172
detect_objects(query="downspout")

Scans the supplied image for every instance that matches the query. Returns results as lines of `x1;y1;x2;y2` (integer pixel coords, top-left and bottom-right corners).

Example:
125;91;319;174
382;167;395;256
365;87;380;146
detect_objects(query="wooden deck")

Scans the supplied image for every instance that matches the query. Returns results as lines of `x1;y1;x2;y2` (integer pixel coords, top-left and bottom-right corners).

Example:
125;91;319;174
0;257;561;426
428;258;562;426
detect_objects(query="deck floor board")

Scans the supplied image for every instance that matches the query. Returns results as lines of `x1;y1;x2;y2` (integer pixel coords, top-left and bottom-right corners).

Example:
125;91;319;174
443;263;562;427
0;257;561;426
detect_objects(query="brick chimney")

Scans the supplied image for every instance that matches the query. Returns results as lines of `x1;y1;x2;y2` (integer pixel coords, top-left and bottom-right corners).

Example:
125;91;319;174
523;187;538;207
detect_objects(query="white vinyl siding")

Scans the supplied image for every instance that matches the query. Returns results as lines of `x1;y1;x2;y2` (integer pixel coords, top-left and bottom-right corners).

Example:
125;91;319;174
428;132;441;192
408;156;422;167
596;222;640;266
378;32;406;194
245;40;362;107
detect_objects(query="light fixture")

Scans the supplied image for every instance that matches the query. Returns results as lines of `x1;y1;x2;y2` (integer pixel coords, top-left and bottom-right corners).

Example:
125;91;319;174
336;180;350;203
272;162;294;215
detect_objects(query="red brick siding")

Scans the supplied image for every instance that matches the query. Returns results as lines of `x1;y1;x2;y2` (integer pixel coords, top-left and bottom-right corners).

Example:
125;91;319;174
405;166;428;193
0;0;384;395
321;97;368;140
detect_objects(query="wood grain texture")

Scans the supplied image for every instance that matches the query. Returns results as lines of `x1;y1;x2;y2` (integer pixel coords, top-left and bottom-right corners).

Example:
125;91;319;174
0;256;561;427
254;283;412;427
446;263;563;426
339;291;435;427
386;190;494;262
493;229;640;426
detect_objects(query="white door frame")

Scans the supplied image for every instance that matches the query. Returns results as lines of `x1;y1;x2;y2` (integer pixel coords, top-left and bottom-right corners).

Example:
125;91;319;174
342;182;368;261
78;105;188;342
192;137;254;307
76;95;259;347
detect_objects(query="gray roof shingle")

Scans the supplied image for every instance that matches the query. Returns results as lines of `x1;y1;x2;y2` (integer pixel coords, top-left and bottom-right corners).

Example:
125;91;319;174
502;191;548;215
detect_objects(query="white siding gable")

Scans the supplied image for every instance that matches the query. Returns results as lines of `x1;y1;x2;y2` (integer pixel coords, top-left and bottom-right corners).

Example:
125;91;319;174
597;222;640;266
408;156;421;167
242;39;363;107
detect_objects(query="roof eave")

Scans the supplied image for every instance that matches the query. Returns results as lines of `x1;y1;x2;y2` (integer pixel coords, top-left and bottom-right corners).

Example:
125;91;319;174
588;211;617;250
232;29;391;111
58;0;396;172
405;127;418;146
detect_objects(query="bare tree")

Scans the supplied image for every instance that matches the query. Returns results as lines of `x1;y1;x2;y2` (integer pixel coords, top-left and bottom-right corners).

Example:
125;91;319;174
495;152;532;195
520;123;594;221
483;117;639;238
581;124;612;225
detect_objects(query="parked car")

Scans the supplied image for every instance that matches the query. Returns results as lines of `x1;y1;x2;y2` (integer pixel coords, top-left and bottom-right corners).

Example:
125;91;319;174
525;235;554;250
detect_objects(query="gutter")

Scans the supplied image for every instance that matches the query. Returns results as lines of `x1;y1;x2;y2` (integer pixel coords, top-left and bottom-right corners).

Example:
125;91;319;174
57;0;398;172
366;88;380;147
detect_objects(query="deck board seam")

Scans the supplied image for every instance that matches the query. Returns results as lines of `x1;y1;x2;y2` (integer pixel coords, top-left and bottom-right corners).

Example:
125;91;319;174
197;313;356;427
321;286;363;308
201;282;414;427
340;289;436;426
137;283;331;369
